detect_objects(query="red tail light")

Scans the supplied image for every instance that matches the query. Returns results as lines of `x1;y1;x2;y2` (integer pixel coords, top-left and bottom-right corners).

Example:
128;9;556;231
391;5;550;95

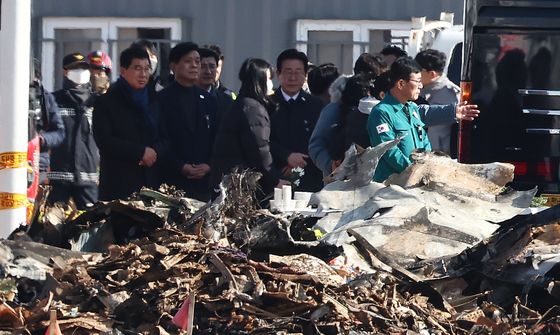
536;162;552;177
510;162;528;175
509;161;553;178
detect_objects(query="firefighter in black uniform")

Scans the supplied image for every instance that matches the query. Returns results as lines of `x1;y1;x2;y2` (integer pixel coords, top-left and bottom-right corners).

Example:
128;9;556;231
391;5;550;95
48;53;99;209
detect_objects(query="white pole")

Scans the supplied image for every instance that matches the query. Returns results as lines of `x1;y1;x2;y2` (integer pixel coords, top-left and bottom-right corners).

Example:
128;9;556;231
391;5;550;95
0;0;31;237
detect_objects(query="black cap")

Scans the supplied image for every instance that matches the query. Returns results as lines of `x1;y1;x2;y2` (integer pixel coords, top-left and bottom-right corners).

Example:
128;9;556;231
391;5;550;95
63;52;89;70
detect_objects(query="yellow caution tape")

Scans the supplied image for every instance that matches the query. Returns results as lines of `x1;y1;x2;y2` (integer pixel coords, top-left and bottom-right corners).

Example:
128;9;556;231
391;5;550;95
0;152;27;170
0;192;28;210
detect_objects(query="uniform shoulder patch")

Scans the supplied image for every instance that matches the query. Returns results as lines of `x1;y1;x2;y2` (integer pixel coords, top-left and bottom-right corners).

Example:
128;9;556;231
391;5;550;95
376;123;389;134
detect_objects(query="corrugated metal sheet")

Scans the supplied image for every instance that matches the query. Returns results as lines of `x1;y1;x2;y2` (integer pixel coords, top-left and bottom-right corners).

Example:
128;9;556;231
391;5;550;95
32;0;464;89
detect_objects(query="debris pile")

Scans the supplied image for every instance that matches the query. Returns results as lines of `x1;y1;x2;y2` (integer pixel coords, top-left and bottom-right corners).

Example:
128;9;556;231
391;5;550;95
1;143;560;334
0;229;464;333
4;225;560;334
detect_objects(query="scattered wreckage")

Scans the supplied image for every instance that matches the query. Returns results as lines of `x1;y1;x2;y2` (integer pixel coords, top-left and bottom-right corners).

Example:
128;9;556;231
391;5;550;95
1;139;560;334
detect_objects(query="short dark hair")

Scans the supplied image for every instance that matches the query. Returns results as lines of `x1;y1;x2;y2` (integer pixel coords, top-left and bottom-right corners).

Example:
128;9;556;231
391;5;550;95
276;48;309;73
353;53;387;76
307;63;340;96
371;72;391;100
130;39;157;56
415;49;446;73
120;47;150;69
388;56;422;87
341;73;375;108
381;45;407;58
169;42;199;63
204;44;224;61
198;48;219;65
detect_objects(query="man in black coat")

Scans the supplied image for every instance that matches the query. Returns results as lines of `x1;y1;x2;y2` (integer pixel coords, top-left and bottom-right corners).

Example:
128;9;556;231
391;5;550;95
49;53;98;209
158;42;219;202
270;49;324;192
204;44;237;100
92;47;168;201
198;48;234;121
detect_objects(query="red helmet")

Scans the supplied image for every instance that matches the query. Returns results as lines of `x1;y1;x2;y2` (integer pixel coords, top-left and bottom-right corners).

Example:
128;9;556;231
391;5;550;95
87;50;112;73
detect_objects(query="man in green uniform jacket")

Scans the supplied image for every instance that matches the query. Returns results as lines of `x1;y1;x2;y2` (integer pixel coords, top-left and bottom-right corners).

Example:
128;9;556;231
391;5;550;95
367;56;431;182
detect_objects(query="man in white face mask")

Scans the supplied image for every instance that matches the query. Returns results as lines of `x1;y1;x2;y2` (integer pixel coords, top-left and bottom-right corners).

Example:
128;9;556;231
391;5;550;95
62;53;91;86
48;52;99;209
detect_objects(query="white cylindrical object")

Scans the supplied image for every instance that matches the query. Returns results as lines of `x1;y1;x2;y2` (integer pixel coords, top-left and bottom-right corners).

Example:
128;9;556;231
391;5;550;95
273;188;283;201
295;200;307;210
0;0;31;237
294;191;312;202
281;185;292;209
284;199;296;212
282;185;292;200
269;199;283;211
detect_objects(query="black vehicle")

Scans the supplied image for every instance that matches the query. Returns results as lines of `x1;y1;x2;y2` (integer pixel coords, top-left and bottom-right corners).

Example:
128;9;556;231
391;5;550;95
459;0;560;194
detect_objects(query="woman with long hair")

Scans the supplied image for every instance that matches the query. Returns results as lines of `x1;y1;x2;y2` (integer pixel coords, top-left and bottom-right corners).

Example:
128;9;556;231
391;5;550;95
210;58;287;201
327;72;377;164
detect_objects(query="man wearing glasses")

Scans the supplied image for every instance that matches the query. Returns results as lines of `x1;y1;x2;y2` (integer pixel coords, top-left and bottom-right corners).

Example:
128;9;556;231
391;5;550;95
367;56;431;182
93;47;168;200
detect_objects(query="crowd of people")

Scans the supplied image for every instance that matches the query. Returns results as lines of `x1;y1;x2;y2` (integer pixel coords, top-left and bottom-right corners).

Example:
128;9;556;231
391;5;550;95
31;40;480;209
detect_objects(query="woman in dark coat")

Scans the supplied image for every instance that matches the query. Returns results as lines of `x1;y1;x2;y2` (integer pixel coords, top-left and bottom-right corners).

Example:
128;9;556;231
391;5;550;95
211;58;287;201
327;73;377;163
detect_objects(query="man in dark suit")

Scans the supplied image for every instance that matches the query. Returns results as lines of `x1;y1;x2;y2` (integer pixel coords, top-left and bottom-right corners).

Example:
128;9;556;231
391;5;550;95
270;49;324;192
198;48;234;121
158;42;219;202
205;44;237;100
